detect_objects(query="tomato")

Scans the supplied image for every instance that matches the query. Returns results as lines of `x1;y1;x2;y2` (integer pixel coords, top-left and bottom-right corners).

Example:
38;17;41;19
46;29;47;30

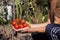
23;23;27;27
14;24;19;29
15;19;19;23
12;19;29;31
14;18;21;24
12;21;17;26
19;20;21;23
19;25;24;28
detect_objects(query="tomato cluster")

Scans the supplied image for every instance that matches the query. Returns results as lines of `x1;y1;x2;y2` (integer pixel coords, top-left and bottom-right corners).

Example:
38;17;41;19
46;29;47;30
12;19;28;30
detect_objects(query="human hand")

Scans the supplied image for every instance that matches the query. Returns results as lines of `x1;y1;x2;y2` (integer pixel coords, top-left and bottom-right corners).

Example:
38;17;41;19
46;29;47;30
12;19;31;32
19;27;30;33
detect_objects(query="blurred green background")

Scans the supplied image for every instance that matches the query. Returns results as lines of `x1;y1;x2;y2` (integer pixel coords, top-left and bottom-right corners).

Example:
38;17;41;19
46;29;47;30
0;0;48;24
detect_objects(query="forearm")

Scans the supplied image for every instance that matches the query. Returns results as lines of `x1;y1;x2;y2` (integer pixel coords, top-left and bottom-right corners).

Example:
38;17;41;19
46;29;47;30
27;20;50;33
27;25;45;33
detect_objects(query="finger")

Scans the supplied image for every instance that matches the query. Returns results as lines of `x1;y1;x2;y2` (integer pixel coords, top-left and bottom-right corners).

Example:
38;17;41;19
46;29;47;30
19;29;28;33
26;21;31;28
19;27;30;33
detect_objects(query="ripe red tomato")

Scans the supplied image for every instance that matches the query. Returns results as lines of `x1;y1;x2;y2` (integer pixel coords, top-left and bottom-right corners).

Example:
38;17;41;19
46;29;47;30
19;25;24;28
15;19;19;23
19;20;21;23
12;21;17;26
14;18;21;24
23;23;27;27
12;19;29;31
14;24;19;29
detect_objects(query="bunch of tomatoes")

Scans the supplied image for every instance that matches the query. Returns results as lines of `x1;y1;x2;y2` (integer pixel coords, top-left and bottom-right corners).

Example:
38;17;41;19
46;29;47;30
12;19;29;31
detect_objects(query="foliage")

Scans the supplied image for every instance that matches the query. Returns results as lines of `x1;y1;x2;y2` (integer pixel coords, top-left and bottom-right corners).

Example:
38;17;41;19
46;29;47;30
0;0;48;24
15;0;22;19
17;0;48;23
0;6;7;24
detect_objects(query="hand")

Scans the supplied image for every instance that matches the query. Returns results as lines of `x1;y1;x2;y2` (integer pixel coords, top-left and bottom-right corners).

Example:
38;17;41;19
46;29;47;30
12;19;31;32
19;21;31;33
19;27;30;33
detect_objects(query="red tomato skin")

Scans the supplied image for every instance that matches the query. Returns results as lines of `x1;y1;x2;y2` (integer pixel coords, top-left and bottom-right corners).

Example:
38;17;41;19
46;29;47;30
12;21;16;26
14;24;19;29
12;19;29;30
19;20;21;23
23;23;27;27
19;25;24;28
13;18;21;24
